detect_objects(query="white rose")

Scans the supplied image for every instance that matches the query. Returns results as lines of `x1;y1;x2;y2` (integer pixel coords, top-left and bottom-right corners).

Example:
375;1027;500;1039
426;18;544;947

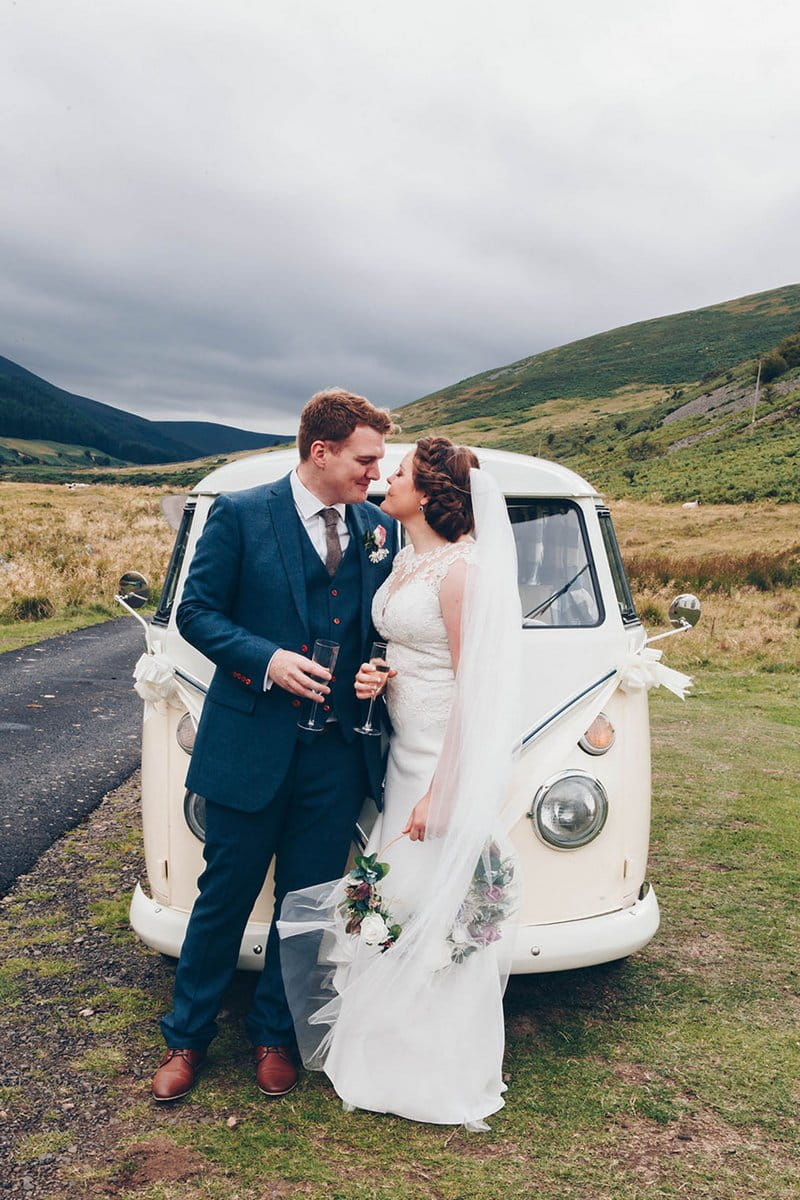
360;912;390;946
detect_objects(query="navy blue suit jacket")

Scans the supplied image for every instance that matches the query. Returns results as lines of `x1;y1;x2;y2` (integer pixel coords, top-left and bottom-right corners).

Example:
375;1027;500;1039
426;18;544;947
177;474;396;811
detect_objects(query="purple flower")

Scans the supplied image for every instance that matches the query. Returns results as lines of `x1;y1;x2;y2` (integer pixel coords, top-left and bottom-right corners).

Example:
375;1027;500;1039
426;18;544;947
474;924;502;946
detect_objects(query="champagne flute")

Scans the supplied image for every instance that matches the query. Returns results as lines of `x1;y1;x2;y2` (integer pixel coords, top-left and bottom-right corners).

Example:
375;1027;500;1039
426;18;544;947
354;641;389;737
297;639;339;732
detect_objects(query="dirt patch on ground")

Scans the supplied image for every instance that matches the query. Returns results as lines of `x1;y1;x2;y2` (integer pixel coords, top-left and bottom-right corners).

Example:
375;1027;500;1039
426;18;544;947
609;1109;767;1185
106;1136;206;1190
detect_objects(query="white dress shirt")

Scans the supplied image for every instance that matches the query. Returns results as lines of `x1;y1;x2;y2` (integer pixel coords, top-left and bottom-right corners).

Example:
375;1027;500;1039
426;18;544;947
263;471;349;689
289;470;350;558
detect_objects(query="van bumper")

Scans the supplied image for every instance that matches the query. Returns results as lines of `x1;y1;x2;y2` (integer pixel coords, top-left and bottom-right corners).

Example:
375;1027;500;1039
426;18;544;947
129;882;269;972
509;884;660;973
131;879;660;975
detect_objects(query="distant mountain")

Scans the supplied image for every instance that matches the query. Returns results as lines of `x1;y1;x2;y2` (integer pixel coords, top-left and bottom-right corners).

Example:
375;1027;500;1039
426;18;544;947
394;283;800;502
151;420;291;457
0;355;291;465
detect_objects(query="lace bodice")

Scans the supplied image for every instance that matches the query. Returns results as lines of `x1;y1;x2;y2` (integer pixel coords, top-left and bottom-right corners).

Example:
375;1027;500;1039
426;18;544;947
372;540;474;732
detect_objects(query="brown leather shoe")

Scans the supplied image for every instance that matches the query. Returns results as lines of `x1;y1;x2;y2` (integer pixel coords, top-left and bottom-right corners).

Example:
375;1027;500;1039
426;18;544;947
152;1048;206;1102
254;1045;298;1096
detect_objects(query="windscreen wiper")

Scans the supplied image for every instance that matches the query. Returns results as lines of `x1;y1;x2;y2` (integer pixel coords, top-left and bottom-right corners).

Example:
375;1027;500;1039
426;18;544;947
523;563;590;623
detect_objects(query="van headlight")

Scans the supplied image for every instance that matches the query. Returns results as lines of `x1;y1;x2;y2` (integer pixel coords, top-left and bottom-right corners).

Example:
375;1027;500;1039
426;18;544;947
531;771;608;849
184;790;206;841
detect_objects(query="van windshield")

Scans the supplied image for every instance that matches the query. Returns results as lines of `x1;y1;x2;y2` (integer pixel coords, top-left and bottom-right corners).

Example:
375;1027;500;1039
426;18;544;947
508;501;603;628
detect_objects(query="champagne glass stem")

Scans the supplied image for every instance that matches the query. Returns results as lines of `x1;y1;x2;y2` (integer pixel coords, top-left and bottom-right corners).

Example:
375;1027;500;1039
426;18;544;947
361;696;377;733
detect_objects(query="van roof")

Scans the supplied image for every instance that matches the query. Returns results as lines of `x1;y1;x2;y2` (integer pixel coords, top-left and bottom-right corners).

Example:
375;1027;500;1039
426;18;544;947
191;444;600;500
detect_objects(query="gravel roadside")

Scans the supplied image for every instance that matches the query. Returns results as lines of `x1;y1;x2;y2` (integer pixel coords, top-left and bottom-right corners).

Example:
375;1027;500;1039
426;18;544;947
0;772;260;1199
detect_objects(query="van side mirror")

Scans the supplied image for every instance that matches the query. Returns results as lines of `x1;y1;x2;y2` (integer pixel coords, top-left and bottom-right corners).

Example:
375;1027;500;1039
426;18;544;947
118;571;150;610
668;593;701;629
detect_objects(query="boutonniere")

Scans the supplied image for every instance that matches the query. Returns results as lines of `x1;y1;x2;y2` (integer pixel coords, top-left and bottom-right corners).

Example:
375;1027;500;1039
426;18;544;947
363;524;389;563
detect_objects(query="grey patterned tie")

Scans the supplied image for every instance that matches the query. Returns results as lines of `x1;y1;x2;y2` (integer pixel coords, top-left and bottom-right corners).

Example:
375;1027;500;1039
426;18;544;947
321;507;343;577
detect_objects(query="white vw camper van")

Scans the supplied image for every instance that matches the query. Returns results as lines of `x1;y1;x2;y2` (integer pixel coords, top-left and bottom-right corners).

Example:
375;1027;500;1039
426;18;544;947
120;445;698;974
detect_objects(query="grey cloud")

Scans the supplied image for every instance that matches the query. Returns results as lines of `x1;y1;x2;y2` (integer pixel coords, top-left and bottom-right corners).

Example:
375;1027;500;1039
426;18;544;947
1;0;799;431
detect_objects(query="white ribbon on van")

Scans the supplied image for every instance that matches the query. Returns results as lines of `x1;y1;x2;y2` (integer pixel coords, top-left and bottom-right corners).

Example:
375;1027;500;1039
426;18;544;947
133;651;204;725
617;645;693;700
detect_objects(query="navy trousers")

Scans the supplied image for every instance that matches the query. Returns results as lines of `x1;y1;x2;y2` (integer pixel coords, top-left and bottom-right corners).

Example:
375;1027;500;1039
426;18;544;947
160;723;367;1050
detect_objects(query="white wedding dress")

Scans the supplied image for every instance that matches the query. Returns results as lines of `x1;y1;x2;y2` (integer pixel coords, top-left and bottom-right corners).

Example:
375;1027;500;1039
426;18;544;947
322;539;509;1125
279;472;521;1129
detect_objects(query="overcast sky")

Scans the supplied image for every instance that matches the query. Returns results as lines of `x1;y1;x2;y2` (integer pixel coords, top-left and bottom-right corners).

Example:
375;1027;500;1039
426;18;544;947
2;1;799;433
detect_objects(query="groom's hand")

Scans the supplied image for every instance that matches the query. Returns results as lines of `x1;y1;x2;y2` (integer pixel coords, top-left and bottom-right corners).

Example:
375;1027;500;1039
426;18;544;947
268;650;332;700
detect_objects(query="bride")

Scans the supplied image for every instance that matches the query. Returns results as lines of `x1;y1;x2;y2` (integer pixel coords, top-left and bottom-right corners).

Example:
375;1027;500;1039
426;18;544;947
278;436;522;1128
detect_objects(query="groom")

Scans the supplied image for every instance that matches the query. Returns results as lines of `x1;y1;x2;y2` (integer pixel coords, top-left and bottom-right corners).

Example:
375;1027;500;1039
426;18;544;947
152;388;396;1101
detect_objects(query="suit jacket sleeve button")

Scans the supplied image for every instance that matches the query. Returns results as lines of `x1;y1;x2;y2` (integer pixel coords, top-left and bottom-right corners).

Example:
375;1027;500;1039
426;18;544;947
333;617;341;625
292;699;301;708
301;644;309;653
322;704;331;712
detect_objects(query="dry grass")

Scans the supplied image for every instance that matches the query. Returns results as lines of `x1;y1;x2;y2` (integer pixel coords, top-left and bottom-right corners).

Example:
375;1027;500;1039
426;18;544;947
608;498;800;672
609;498;800;557
1;483;798;670
630;584;800;671
0;482;175;621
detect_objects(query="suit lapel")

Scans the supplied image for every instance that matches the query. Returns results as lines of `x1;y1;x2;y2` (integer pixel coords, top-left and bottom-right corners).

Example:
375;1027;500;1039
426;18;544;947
268;475;309;634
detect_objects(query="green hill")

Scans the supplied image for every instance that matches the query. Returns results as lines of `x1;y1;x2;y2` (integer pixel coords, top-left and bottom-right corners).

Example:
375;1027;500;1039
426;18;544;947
0;437;128;469
394;283;800;502
0;354;291;469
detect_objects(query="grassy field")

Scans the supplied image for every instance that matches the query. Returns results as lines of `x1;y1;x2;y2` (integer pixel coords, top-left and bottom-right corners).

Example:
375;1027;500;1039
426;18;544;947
0;482;176;650
1;482;798;1196
0;666;797;1199
4;485;799;670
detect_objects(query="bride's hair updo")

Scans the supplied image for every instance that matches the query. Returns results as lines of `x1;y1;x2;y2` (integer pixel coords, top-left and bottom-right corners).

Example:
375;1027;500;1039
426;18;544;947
412;436;480;542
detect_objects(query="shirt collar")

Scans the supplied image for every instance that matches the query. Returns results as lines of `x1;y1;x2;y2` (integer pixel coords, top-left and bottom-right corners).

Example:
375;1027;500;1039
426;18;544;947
290;470;346;523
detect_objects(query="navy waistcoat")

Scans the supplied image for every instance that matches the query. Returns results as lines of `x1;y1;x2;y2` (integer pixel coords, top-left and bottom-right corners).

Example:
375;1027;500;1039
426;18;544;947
298;518;363;739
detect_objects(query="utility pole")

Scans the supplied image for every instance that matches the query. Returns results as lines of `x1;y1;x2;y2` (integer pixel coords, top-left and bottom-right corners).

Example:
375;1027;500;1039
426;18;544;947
751;359;762;426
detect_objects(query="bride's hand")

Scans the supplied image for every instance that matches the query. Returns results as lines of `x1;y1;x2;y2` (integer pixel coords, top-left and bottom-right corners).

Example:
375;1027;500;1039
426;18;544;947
354;660;396;700
402;791;431;842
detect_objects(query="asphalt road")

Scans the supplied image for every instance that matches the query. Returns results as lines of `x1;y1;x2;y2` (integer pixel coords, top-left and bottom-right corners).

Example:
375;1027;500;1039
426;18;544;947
0;617;146;894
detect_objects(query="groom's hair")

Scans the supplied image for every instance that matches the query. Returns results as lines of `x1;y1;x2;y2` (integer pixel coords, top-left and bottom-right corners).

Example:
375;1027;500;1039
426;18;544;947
298;388;396;460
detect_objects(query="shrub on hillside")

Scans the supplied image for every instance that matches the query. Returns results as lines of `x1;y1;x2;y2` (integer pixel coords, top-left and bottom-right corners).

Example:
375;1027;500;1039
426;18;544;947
4;595;55;621
760;352;789;383
625;549;800;595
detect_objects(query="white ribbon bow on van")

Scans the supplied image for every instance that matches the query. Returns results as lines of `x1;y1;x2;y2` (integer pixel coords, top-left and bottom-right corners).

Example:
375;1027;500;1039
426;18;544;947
133;651;203;724
617;645;693;700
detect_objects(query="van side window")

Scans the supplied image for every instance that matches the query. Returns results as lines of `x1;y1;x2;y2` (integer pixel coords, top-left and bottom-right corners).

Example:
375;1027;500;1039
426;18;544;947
508;501;603;628
153;502;195;626
597;507;638;623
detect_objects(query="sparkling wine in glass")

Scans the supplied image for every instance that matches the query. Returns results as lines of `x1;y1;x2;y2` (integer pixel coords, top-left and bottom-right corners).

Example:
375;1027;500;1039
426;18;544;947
354;641;389;737
297;639;339;732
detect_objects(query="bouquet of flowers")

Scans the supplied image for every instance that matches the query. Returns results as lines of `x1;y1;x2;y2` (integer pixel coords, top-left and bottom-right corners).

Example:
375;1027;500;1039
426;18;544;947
446;841;516;965
340;840;516;966
340;853;402;952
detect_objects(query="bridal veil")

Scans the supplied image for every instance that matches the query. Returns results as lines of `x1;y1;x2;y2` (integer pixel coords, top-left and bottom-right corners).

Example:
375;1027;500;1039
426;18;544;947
278;467;522;1128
